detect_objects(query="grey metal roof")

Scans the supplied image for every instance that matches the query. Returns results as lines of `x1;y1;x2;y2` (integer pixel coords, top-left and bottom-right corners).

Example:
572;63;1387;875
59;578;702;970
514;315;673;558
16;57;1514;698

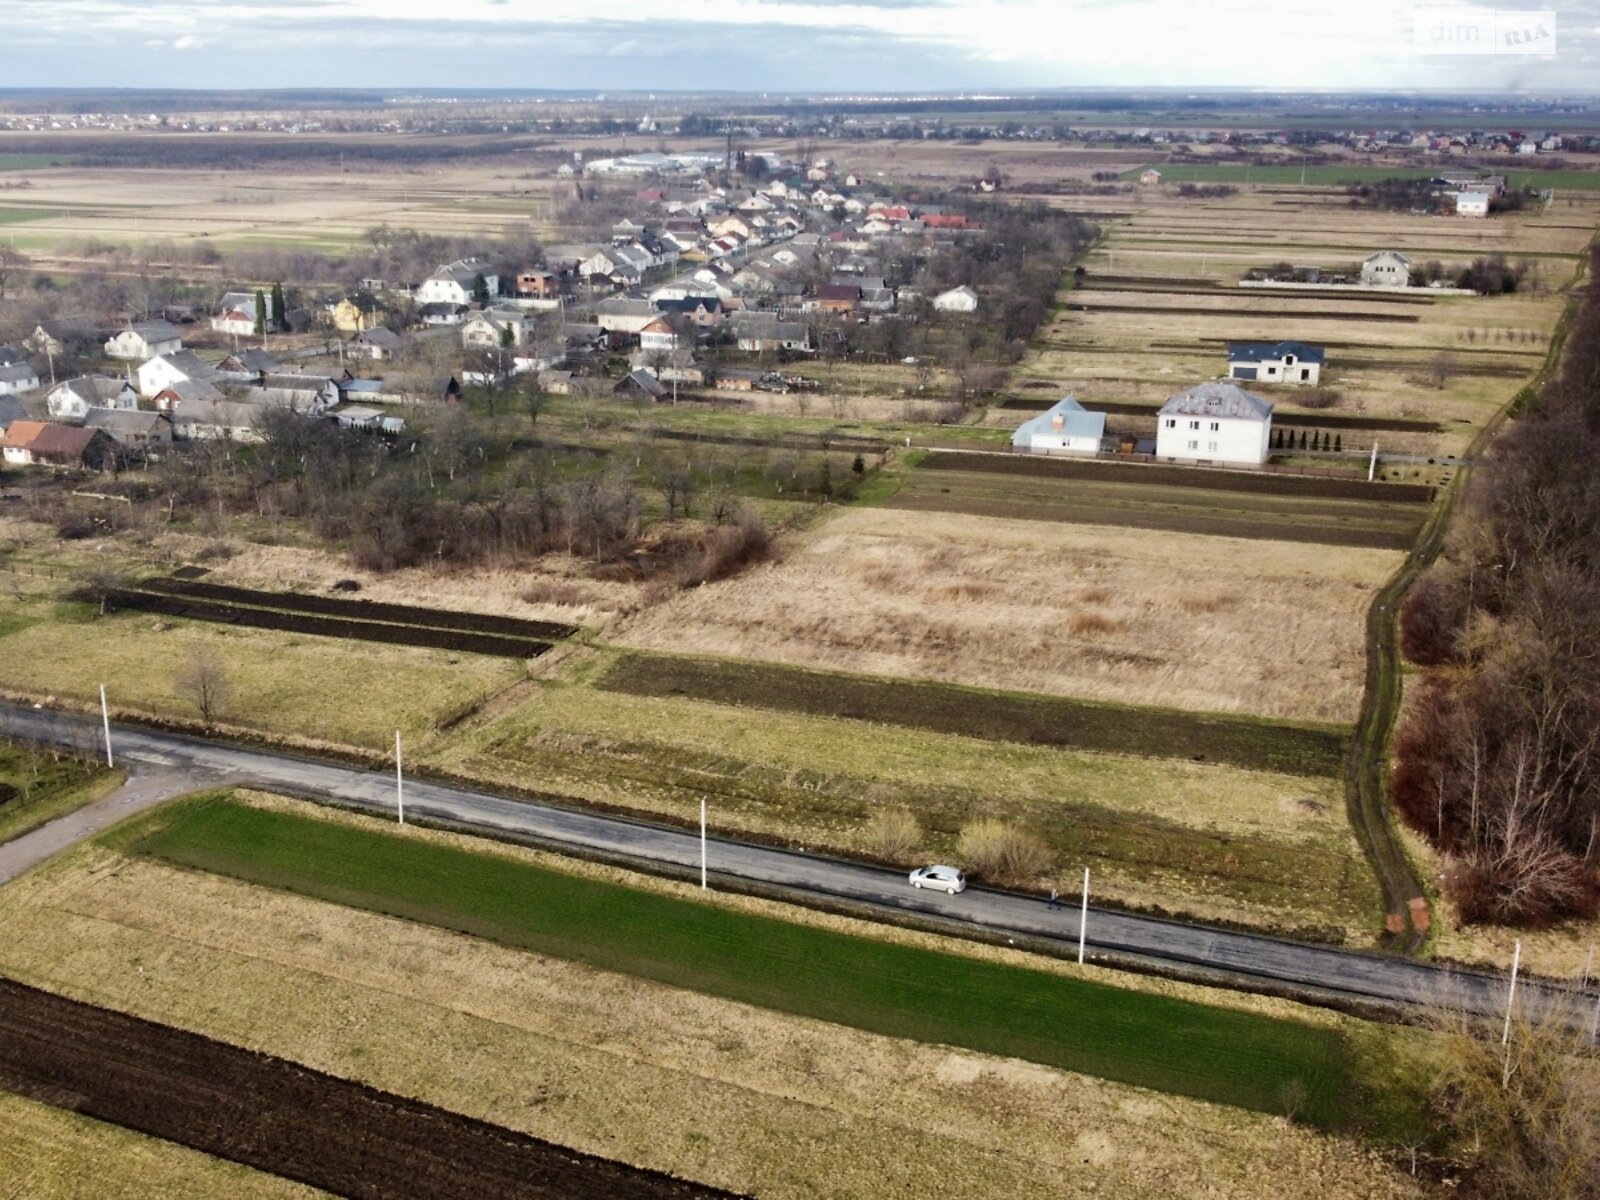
1159;382;1274;421
1012;395;1106;445
1227;340;1326;365
0;362;39;386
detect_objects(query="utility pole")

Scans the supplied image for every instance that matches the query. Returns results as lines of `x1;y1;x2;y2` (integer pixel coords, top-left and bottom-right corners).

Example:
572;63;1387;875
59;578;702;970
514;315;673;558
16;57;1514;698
1502;938;1522;1046
99;685;113;768
1368;442;1379;482
1078;867;1090;965
395;729;405;825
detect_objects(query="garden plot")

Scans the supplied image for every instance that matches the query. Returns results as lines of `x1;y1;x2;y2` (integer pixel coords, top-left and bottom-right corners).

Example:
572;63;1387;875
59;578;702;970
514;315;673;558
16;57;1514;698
614;506;1398;724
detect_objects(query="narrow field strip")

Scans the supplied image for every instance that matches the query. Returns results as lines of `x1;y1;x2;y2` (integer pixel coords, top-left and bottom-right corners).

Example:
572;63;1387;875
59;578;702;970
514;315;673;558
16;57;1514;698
0;977;736;1200
596;652;1349;777
918;449;1435;502
887;471;1424;550
101;589;553;659
134;800;1354;1127
143;578;579;641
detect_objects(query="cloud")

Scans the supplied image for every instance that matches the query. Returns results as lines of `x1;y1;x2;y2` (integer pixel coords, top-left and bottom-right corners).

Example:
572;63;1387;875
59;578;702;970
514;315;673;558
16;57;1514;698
0;1;1597;89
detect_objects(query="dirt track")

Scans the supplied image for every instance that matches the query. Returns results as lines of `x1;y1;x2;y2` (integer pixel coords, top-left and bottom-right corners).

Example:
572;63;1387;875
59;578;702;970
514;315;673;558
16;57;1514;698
0;978;744;1200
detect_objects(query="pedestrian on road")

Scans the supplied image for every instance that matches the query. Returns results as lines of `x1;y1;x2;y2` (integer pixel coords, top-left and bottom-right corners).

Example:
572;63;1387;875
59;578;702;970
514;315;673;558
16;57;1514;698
1048;886;1060;910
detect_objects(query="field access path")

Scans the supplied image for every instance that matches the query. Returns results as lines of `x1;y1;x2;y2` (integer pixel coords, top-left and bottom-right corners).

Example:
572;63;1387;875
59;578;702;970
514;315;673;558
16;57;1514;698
0;704;1561;1025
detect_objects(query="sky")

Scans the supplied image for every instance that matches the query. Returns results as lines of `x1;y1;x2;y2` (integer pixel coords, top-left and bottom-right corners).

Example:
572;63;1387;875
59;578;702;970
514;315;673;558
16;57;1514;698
5;0;1597;93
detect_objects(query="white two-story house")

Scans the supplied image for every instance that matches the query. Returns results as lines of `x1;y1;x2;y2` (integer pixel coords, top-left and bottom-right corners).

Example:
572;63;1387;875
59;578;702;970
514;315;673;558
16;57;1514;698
1156;382;1273;467
416;258;499;307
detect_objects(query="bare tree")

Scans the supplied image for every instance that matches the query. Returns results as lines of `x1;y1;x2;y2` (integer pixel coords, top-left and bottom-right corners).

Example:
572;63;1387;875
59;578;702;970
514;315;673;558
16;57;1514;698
174;644;233;727
0;244;28;301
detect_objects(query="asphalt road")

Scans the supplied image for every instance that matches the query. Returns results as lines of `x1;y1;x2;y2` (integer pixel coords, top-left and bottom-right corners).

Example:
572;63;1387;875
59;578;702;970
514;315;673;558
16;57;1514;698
2;704;1582;1025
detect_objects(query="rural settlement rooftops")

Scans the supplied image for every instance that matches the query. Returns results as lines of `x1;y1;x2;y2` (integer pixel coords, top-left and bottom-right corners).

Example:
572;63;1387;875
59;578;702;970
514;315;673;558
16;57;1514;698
0;419;101;458
1227;340;1326;364
1159;381;1274;421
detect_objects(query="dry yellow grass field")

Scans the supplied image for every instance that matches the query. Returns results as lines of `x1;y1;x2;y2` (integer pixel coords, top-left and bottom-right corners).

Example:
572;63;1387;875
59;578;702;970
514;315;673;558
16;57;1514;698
0;794;1420;1200
0;1092;325;1200
615;506;1398;723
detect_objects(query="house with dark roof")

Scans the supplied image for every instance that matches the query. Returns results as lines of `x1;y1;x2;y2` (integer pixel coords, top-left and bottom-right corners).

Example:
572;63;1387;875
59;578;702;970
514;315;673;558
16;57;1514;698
27;317;109;358
84;408;173;450
0;420;115;469
1011;396;1106;457
348;327;402;361
1226;341;1325;386
1156;382;1274;466
0;361;40;397
46;376;140;421
104;320;183;362
614;369;667;402
137;350;219;399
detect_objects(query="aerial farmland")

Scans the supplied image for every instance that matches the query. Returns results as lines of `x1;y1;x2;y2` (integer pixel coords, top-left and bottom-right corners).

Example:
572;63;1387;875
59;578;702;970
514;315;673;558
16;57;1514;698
1;80;1599;1199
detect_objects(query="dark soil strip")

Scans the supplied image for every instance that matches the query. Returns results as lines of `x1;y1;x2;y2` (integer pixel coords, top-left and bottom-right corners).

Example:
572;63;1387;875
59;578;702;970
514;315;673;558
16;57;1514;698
144;579;578;642
919;449;1435;503
996;397;1446;433
103;590;550;659
649;427;891;454
598;653;1348;779
1064;302;1422;323
886;489;1421;551
0;978;741;1200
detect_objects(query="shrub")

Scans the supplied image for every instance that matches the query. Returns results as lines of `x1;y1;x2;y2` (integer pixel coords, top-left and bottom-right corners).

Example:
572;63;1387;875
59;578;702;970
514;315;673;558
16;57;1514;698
1399;566;1467;666
862;809;922;861
957;818;1051;885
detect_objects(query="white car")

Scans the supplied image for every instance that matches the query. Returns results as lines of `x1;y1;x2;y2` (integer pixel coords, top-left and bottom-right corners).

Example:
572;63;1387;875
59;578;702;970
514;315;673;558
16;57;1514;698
908;865;966;895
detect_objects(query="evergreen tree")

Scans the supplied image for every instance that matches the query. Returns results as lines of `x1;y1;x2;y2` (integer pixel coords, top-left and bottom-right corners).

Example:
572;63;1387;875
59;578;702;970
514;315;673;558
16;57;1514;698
852;453;866;476
1298;430;1308;451
472;272;490;304
1312;431;1322;451
270;281;287;332
253;289;267;337
1335;434;1343;452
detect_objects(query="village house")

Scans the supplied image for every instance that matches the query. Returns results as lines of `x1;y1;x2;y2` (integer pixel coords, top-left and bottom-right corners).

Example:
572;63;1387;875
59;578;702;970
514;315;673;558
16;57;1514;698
347;327;402;361
1456;192;1490;217
247;373;340;413
332;294;387;333
516;271;562;299
46;376;140;421
216;348;283;379
654;295;724;329
1010;395;1106;457
211;292;264;337
418;303;469;327
158;395;265;443
84;408;173;451
933;285;980;314
734;317;811;354
814;283;862;315
1155;382;1274;466
0;361;40;397
0;420;115;470
638;317;684;355
594;297;659;337
416;258;499;306
461;309;532;349
614;369;667;402
1139;168;1163;185
1226;341;1325;386
104;320;183;361
1360;250;1413;288
137;350;220;399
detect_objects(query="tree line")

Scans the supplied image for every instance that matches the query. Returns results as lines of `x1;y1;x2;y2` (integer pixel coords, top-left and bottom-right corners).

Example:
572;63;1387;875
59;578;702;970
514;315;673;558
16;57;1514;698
1392;243;1600;926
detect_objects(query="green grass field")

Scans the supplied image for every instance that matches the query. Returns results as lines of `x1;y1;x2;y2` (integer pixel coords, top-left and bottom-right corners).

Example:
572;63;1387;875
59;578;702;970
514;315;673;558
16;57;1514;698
1125;162;1600;190
0;153;76;171
597;651;1350;777
134;797;1355;1127
0;208;51;225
